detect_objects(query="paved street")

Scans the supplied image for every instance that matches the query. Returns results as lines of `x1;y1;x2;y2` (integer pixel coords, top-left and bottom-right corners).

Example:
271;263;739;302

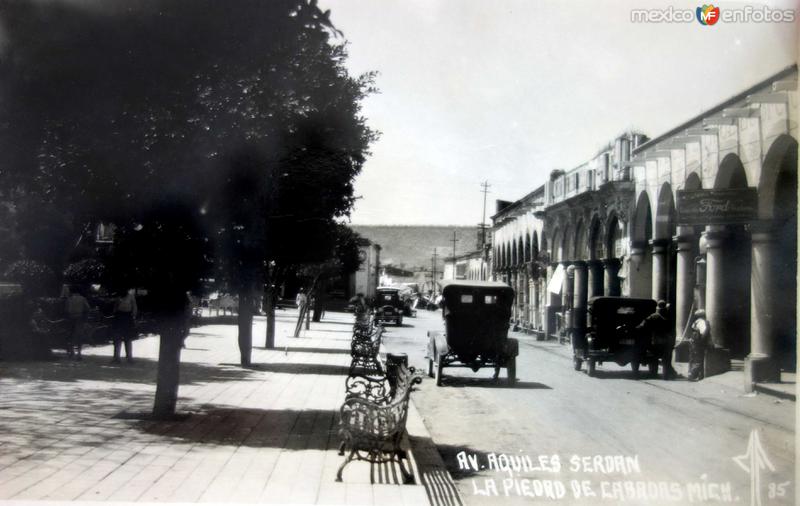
381;310;795;506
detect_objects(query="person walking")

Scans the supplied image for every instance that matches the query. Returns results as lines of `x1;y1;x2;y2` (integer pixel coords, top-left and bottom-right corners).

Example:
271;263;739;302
111;289;138;363
65;286;91;360
295;288;307;309
688;309;710;381
636;300;675;379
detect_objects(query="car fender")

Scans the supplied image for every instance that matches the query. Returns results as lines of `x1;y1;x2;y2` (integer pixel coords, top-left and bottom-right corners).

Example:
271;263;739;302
426;331;449;358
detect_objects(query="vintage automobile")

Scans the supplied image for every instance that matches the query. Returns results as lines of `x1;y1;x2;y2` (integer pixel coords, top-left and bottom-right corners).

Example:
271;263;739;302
572;296;658;377
373;287;405;325
426;280;518;386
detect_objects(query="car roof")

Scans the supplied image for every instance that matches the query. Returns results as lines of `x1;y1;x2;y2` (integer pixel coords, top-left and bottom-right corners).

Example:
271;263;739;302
441;279;512;289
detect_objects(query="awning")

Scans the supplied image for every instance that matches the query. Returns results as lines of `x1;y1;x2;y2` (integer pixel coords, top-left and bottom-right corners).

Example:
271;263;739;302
547;264;565;295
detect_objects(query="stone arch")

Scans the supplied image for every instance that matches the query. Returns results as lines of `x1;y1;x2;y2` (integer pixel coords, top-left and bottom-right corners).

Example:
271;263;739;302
758;134;797;369
573;219;587;261
561;225;572;262
532;230;540;261
685;171;702;191
654;183;676;240
758;134;797;220
524;232;531;262
715;153;748;189
517;235;524;265
632;191;653;246
712;153;751;358
589;214;603;260
605;211;622;259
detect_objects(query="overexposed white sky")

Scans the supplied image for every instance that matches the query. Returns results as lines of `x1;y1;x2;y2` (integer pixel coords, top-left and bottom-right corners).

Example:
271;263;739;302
322;0;798;225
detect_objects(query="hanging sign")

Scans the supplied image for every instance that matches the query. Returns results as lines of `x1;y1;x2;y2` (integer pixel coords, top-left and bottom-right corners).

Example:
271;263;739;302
676;188;758;226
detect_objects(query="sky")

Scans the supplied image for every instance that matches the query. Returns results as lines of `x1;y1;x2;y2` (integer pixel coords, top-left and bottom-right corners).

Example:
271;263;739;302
320;0;798;226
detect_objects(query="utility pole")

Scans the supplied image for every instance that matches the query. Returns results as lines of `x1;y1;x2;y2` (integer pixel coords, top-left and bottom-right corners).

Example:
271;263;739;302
480;180;491;248
431;248;438;297
480;181;491;281
450;231;459;261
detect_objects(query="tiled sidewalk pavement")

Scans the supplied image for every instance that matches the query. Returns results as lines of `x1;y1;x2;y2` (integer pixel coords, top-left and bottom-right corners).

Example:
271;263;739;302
0;309;459;505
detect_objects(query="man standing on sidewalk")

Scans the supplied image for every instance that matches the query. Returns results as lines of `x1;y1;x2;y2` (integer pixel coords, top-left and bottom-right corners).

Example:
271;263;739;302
65;286;91;360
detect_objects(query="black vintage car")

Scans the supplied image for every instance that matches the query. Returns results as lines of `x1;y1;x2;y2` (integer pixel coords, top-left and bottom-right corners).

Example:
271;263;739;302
426;280;518;386
572;296;658;377
373;287;404;326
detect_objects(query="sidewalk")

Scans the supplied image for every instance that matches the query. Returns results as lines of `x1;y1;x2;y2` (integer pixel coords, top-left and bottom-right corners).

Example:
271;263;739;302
0;309;459;505
510;329;796;406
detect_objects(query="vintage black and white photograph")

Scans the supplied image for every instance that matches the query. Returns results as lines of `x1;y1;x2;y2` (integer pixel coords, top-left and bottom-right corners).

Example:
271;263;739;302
0;1;796;505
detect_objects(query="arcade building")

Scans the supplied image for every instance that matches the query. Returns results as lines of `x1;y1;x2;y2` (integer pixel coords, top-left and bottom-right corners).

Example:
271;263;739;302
488;65;797;390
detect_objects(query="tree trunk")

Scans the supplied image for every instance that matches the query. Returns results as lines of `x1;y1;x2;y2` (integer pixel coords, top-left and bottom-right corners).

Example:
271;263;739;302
153;322;183;420
237;291;253;366
312;278;326;322
294;302;306;337
264;285;276;349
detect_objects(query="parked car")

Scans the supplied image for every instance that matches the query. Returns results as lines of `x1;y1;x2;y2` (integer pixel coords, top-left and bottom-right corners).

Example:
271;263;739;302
572;296;657;377
426;280;518;386
373;287;404;325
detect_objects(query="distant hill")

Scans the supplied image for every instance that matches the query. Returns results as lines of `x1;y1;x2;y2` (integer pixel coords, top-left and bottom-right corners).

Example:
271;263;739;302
349;225;480;271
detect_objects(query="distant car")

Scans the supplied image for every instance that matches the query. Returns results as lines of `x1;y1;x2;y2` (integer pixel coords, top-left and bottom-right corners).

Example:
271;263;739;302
426;280;518;386
373;287;404;325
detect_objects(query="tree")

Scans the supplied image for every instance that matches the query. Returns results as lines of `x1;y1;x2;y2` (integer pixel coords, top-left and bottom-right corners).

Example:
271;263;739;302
0;0;375;417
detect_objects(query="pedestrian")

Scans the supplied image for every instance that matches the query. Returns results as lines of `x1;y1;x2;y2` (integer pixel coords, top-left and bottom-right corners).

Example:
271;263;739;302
111;289;137;363
688;309;710;381
295;288;307;309
636;300;675;378
65;286;91;360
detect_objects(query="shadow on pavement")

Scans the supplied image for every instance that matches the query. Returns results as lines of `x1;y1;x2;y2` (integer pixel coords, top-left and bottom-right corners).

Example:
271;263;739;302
226;362;351;376
131;407;340;450
0;355;259;385
435;376;552;390
270;346;351;355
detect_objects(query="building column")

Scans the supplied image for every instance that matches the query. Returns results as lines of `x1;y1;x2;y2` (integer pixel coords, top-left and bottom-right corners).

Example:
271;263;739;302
561;261;573;310
745;222;781;390
587;260;603;300
650;238;670;303
674;231;695;341
702;226;731;375
602;258;621;296
572;261;588;340
544;263;561;339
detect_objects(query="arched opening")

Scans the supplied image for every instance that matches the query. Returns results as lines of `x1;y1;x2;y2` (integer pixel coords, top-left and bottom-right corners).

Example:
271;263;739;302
589;216;603;260
713;154;751;358
630;192;653;298
525;232;531;262
532;231;540;261
759;134;797;370
655;183;677;319
562;224;573;263
573;220;587;261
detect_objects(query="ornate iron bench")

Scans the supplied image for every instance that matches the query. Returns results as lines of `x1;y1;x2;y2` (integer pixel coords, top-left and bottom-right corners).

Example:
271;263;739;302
350;324;384;376
337;362;422;483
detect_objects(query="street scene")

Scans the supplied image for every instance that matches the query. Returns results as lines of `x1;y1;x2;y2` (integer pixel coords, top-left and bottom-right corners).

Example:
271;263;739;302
0;1;797;506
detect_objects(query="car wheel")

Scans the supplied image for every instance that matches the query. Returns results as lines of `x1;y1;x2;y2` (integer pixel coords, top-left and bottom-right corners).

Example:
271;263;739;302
507;358;517;386
587;359;596;377
573;357;582;371
435;354;444;386
631;361;640;379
